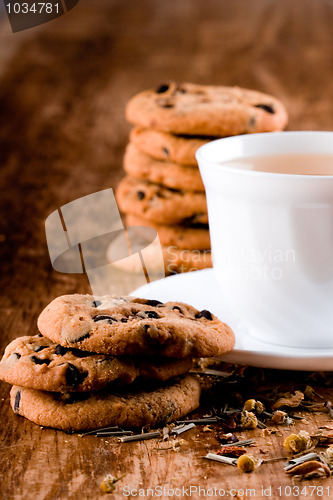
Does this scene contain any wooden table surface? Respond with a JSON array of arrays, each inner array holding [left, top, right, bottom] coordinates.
[[1, 1, 333, 498]]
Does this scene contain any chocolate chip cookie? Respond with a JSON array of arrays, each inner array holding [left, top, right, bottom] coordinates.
[[129, 127, 211, 166], [116, 176, 208, 225], [126, 214, 211, 250], [126, 82, 288, 136], [162, 246, 212, 274], [0, 335, 193, 392], [124, 144, 205, 192], [37, 294, 235, 357], [10, 374, 201, 431]]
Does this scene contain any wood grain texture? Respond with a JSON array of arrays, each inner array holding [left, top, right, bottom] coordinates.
[[1, 0, 333, 498]]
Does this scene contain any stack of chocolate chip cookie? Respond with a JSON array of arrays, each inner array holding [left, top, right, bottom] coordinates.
[[116, 81, 288, 274], [0, 294, 235, 432]]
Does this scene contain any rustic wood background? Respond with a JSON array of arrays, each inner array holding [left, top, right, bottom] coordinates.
[[1, 0, 333, 498]]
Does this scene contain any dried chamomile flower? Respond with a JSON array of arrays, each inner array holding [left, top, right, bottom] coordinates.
[[325, 445, 333, 466], [243, 399, 264, 414], [283, 434, 303, 454], [255, 401, 265, 414], [173, 438, 185, 451], [283, 430, 312, 454], [237, 454, 256, 473], [298, 430, 312, 449], [100, 474, 124, 494], [240, 410, 258, 429], [243, 399, 256, 411]]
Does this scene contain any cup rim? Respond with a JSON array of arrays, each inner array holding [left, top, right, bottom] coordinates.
[[195, 131, 333, 180]]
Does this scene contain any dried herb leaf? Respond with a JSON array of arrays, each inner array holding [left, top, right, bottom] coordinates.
[[272, 391, 304, 410], [217, 446, 246, 457], [286, 460, 330, 478], [311, 432, 333, 446], [216, 432, 239, 444]]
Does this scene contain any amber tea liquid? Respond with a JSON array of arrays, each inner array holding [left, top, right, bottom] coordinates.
[[222, 154, 333, 175]]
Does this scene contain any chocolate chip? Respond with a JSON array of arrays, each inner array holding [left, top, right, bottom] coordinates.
[[34, 345, 47, 353], [93, 315, 117, 324], [146, 311, 160, 319], [191, 223, 209, 230], [159, 102, 174, 108], [65, 363, 88, 388], [69, 348, 94, 358], [13, 353, 21, 359], [172, 306, 183, 314], [14, 389, 21, 413], [121, 318, 128, 323], [144, 300, 163, 307], [254, 103, 275, 114], [156, 83, 169, 93], [196, 309, 213, 320], [37, 333, 43, 337], [55, 344, 69, 355], [182, 215, 204, 225], [248, 116, 256, 130], [61, 392, 90, 405], [175, 85, 187, 94], [137, 191, 145, 200], [182, 215, 197, 226], [162, 147, 170, 158], [75, 332, 91, 342], [92, 300, 102, 307], [31, 356, 51, 365], [57, 346, 93, 357]]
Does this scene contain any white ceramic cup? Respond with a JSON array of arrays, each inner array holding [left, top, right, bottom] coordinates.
[[196, 132, 333, 348]]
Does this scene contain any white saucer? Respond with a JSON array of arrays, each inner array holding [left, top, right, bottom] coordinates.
[[133, 269, 333, 371]]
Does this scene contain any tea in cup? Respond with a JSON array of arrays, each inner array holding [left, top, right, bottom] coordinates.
[[196, 132, 333, 348]]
